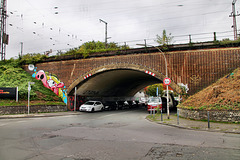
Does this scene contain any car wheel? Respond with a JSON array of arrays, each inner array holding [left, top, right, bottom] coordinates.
[[91, 108, 94, 112], [101, 107, 104, 111]]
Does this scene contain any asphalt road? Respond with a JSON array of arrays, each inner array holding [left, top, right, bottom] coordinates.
[[0, 108, 239, 160]]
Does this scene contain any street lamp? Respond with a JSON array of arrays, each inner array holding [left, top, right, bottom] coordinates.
[[136, 44, 170, 119], [99, 19, 108, 48]]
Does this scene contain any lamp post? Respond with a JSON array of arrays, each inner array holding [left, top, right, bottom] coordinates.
[[99, 19, 108, 48], [136, 44, 170, 119]]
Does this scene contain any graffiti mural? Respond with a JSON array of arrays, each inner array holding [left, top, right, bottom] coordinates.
[[178, 83, 189, 93], [68, 95, 86, 111], [29, 65, 67, 104]]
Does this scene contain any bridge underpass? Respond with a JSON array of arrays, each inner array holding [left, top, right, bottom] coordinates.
[[25, 47, 240, 110], [75, 69, 161, 97], [69, 68, 177, 111]]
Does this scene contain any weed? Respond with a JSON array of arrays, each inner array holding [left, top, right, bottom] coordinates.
[[191, 127, 200, 129], [189, 106, 194, 110], [199, 105, 208, 110]]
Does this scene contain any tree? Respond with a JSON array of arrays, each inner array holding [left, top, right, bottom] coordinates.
[[144, 84, 163, 97], [156, 30, 173, 47]]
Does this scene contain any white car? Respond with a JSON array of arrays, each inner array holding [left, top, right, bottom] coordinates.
[[79, 101, 104, 112]]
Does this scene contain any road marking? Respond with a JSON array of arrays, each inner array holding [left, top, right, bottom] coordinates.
[[99, 114, 117, 119], [61, 115, 76, 118], [0, 121, 25, 126], [16, 120, 27, 123], [0, 120, 28, 127], [98, 112, 131, 119], [0, 123, 7, 127]]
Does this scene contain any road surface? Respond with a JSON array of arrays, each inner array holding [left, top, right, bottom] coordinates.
[[0, 108, 239, 160]]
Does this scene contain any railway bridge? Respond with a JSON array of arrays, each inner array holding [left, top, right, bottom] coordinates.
[[24, 46, 240, 106]]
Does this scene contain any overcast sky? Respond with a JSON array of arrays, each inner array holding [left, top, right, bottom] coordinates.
[[5, 0, 239, 59]]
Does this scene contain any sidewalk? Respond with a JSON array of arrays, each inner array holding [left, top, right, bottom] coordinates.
[[147, 113, 240, 134]]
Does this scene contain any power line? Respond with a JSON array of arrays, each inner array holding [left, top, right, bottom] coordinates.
[[6, 0, 237, 58]]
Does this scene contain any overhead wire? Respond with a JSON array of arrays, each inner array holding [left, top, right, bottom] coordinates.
[[10, 0, 230, 31], [8, 0, 84, 49], [6, 0, 237, 55]]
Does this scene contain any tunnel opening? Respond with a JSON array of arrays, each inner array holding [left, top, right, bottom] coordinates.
[[75, 69, 162, 97], [68, 68, 179, 112]]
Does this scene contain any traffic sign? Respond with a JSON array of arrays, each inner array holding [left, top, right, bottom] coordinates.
[[163, 78, 171, 85]]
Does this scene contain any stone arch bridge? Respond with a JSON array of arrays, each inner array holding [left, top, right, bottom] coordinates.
[[24, 47, 240, 105]]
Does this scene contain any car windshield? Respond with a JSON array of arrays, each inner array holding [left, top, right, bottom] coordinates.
[[148, 98, 160, 103], [84, 102, 95, 105]]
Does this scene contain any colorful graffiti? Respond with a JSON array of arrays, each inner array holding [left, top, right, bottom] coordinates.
[[30, 66, 67, 104], [68, 96, 86, 111]]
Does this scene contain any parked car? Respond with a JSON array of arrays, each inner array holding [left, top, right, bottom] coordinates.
[[139, 97, 148, 106], [147, 97, 162, 113], [103, 101, 117, 110], [79, 101, 104, 112]]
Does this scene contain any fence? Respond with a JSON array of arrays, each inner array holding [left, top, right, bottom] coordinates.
[[116, 30, 235, 49]]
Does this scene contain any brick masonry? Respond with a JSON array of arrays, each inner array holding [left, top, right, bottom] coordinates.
[[179, 108, 240, 122], [24, 47, 240, 95]]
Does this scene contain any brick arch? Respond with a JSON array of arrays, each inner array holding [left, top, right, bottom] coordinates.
[[67, 63, 182, 95]]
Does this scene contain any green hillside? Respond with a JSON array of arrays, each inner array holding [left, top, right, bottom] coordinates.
[[0, 59, 64, 106]]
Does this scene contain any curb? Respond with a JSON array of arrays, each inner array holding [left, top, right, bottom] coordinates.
[[0, 112, 80, 119], [146, 117, 240, 134]]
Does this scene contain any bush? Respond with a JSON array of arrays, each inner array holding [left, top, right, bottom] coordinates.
[[18, 53, 47, 65]]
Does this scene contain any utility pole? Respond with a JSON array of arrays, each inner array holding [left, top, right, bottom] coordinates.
[[189, 35, 192, 44], [229, 0, 240, 40], [99, 19, 107, 48], [0, 0, 8, 61], [20, 42, 23, 57]]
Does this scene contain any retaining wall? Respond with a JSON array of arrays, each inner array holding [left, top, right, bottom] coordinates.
[[179, 108, 240, 122], [0, 105, 67, 115]]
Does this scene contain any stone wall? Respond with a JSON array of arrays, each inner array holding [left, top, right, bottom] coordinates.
[[179, 108, 240, 122], [0, 105, 67, 115]]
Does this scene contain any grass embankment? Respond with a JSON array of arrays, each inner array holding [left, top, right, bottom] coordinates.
[[178, 68, 240, 111], [0, 60, 65, 106]]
